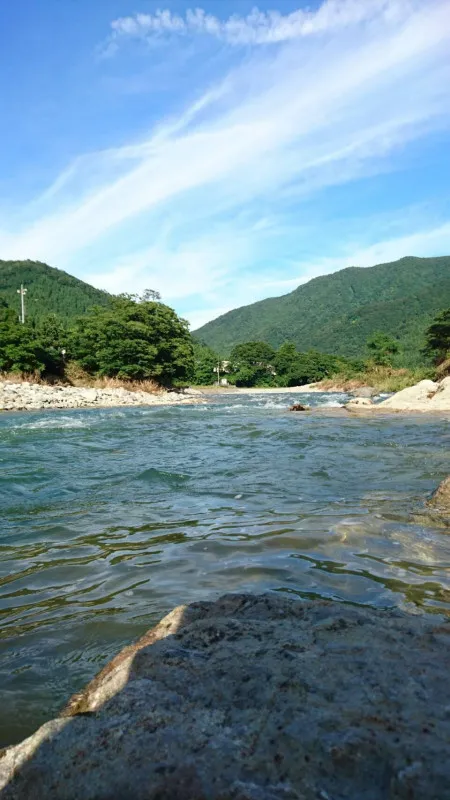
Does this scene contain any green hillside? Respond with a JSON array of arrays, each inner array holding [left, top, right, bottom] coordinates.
[[0, 260, 110, 322], [194, 256, 450, 365]]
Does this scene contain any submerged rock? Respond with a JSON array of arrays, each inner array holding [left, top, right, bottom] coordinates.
[[427, 475, 450, 524], [345, 396, 375, 411], [289, 403, 308, 411], [1, 593, 449, 799]]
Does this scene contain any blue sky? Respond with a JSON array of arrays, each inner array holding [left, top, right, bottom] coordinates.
[[1, 0, 450, 329]]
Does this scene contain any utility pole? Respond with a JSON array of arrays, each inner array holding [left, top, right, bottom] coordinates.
[[217, 360, 221, 386], [17, 284, 27, 324]]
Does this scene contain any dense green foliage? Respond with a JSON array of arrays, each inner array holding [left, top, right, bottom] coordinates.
[[1, 256, 448, 388], [71, 296, 193, 383], [195, 256, 450, 366], [192, 337, 353, 388], [366, 332, 400, 366], [424, 308, 450, 364], [0, 301, 67, 375], [272, 344, 347, 386], [0, 260, 110, 322], [0, 294, 193, 384], [192, 341, 220, 385], [229, 341, 277, 386]]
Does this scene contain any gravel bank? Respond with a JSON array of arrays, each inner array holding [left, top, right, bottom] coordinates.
[[346, 377, 450, 413], [0, 381, 204, 412]]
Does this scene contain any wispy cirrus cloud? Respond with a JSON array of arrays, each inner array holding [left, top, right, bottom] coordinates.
[[1, 0, 450, 327], [106, 0, 409, 52]]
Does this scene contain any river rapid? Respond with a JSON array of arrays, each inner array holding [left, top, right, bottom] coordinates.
[[1, 391, 449, 746]]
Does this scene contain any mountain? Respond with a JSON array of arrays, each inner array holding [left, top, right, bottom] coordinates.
[[194, 256, 450, 365], [0, 260, 110, 322]]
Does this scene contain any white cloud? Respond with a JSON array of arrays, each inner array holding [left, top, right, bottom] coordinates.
[[84, 219, 450, 330], [108, 1, 412, 48], [259, 221, 450, 294], [1, 0, 450, 329]]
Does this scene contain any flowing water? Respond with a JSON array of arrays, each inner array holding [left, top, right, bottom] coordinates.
[[0, 391, 449, 747]]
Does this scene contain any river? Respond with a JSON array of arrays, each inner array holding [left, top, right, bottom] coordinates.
[[0, 391, 449, 746]]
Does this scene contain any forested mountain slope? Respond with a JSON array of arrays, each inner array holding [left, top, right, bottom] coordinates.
[[194, 256, 450, 364], [0, 260, 110, 322]]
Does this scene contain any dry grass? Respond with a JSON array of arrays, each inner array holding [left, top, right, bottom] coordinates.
[[436, 358, 450, 378], [0, 371, 44, 384], [1, 363, 162, 394], [89, 376, 161, 394], [60, 362, 162, 393], [319, 366, 435, 393]]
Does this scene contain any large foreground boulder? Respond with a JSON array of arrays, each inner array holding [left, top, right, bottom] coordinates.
[[1, 593, 449, 799]]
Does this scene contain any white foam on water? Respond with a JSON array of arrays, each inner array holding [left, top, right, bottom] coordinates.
[[318, 400, 345, 408], [260, 400, 289, 409], [14, 416, 89, 431]]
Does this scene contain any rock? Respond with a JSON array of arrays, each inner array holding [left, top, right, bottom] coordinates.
[[428, 376, 450, 411], [289, 403, 308, 411], [378, 379, 439, 411], [345, 396, 375, 411], [1, 593, 449, 799], [341, 378, 450, 413], [350, 386, 377, 398], [0, 381, 204, 412], [427, 476, 450, 515]]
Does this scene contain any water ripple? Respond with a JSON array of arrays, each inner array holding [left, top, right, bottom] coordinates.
[[0, 393, 449, 745]]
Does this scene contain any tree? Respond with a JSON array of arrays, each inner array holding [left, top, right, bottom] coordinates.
[[230, 341, 276, 367], [273, 343, 341, 386], [192, 341, 220, 385], [424, 308, 450, 364], [140, 289, 161, 302], [70, 296, 193, 384], [229, 341, 277, 387], [366, 332, 399, 366], [0, 300, 46, 374], [35, 314, 69, 376], [273, 343, 300, 378]]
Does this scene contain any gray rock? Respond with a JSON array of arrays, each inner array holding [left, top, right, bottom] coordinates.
[[350, 386, 377, 398], [1, 593, 449, 799], [428, 475, 450, 510], [345, 396, 375, 411], [0, 381, 204, 412]]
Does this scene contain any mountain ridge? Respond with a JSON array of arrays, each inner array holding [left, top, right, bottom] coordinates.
[[0, 260, 110, 322], [194, 255, 450, 365]]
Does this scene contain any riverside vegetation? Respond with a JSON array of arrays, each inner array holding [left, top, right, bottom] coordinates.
[[0, 258, 449, 393]]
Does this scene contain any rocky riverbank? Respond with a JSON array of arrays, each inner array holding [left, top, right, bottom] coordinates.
[[1, 591, 449, 799], [346, 376, 450, 413], [0, 381, 204, 412]]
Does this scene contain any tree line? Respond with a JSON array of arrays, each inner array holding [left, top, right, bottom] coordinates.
[[193, 311, 450, 387], [0, 294, 193, 384], [1, 290, 449, 388]]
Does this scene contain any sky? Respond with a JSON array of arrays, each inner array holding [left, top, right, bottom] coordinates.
[[0, 0, 450, 330]]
